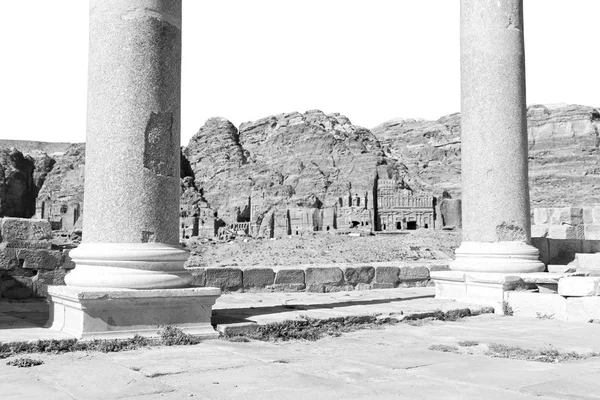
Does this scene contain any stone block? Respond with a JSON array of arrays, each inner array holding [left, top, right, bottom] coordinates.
[[547, 265, 576, 273], [565, 297, 600, 322], [506, 291, 566, 319], [1, 218, 52, 242], [274, 268, 305, 285], [205, 267, 242, 291], [530, 225, 549, 238], [184, 255, 204, 269], [0, 276, 34, 299], [551, 207, 583, 226], [374, 266, 399, 285], [16, 249, 63, 270], [398, 266, 429, 282], [187, 268, 207, 287], [559, 277, 600, 297], [0, 245, 19, 270], [548, 225, 584, 240], [548, 239, 583, 265], [582, 240, 600, 253], [32, 269, 69, 297], [342, 265, 375, 284], [427, 263, 450, 272], [576, 253, 600, 272], [305, 267, 343, 286], [47, 286, 221, 340], [431, 271, 466, 301], [584, 225, 600, 240], [62, 250, 76, 270], [583, 208, 594, 225], [242, 268, 275, 288], [593, 206, 600, 224], [531, 237, 550, 266], [533, 208, 551, 225], [371, 283, 394, 289]]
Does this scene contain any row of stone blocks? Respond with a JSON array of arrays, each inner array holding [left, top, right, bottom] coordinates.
[[531, 236, 600, 266], [532, 206, 600, 240], [184, 261, 449, 292]]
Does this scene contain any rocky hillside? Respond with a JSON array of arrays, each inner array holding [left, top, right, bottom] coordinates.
[[184, 111, 410, 233], [372, 104, 600, 207], [1, 104, 597, 226]]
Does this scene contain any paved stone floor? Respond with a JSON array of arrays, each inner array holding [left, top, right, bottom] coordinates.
[[2, 288, 600, 399]]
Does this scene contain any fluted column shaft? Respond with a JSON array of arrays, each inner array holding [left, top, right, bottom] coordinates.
[[451, 0, 544, 273]]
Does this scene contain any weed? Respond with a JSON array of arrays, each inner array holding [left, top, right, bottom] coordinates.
[[6, 357, 44, 368], [160, 326, 202, 346], [501, 301, 514, 316], [458, 340, 479, 347], [225, 336, 251, 343], [486, 343, 600, 363], [429, 344, 459, 353], [536, 312, 555, 320], [0, 326, 200, 359]]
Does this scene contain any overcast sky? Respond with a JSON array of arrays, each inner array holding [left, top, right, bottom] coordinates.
[[1, 1, 598, 145]]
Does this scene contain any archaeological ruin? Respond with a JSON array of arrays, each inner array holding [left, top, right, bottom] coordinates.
[[2, 0, 600, 344]]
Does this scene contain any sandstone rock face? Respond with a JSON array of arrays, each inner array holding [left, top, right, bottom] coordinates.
[[35, 144, 85, 229], [372, 104, 600, 206], [372, 113, 462, 198], [184, 111, 409, 235], [0, 148, 36, 218]]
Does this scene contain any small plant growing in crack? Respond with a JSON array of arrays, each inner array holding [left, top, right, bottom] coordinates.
[[501, 301, 514, 316], [428, 344, 459, 353], [536, 312, 554, 320], [458, 340, 479, 347], [6, 357, 44, 368]]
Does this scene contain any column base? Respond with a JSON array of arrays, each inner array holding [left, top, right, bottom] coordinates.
[[450, 241, 545, 273], [66, 243, 193, 289], [431, 271, 522, 313], [46, 285, 221, 340]]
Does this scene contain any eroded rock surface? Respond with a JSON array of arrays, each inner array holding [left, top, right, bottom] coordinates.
[[372, 104, 600, 206], [184, 111, 409, 235]]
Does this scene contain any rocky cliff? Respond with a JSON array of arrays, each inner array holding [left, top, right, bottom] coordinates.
[[372, 104, 600, 207], [184, 111, 410, 233], [2, 103, 597, 230]]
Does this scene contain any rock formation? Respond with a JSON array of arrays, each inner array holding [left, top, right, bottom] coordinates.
[[372, 104, 600, 207], [183, 111, 411, 236], [0, 148, 37, 218]]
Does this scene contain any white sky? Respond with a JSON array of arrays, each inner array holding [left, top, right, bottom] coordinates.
[[1, 1, 598, 145]]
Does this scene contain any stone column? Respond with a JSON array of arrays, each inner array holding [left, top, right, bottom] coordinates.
[[65, 0, 191, 289], [450, 0, 544, 273], [47, 0, 219, 339]]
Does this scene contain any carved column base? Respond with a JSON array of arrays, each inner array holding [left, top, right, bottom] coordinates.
[[450, 241, 545, 273], [65, 243, 192, 289]]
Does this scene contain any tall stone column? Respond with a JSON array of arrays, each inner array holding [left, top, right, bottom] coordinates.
[[65, 0, 190, 289], [47, 0, 219, 339], [450, 0, 544, 273]]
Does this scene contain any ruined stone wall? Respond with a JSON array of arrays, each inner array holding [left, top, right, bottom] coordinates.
[[0, 218, 74, 299]]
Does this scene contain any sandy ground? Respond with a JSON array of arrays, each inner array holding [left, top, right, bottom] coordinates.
[[186, 229, 461, 267]]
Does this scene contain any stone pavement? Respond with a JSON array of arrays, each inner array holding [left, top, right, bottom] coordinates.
[[3, 288, 600, 399], [3, 313, 600, 399]]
